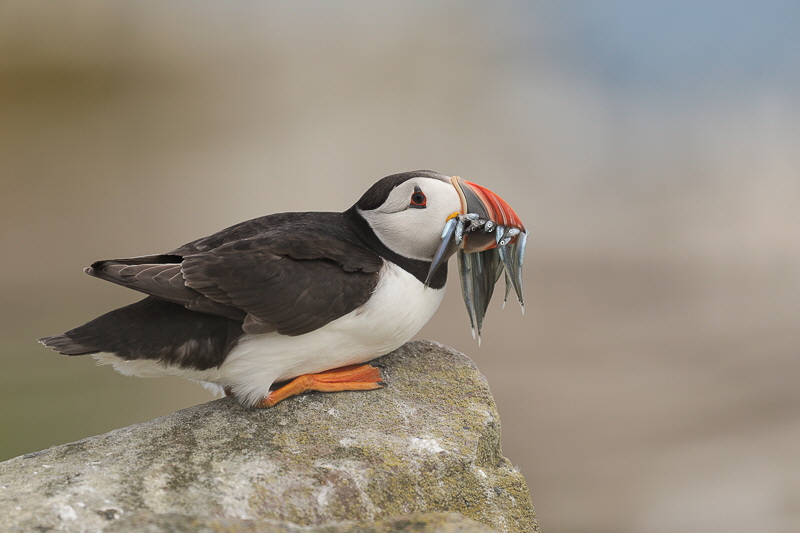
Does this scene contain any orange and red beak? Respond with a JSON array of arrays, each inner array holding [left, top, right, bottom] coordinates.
[[451, 176, 526, 252], [426, 176, 527, 277], [426, 176, 528, 343]]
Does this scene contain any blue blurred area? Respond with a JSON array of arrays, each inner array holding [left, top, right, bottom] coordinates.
[[549, 1, 800, 94]]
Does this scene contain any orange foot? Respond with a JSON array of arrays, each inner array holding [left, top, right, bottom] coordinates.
[[254, 364, 384, 408]]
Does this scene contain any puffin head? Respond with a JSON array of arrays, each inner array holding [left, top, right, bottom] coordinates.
[[355, 171, 463, 262], [354, 170, 528, 341]]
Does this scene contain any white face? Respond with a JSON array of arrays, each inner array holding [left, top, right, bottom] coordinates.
[[357, 176, 462, 261]]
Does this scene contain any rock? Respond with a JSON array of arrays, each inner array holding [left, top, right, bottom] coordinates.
[[104, 511, 500, 532], [0, 340, 538, 533]]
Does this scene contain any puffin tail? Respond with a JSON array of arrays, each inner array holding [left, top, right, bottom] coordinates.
[[37, 296, 243, 371], [38, 333, 99, 355]]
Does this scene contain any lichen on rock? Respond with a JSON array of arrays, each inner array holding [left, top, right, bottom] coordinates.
[[0, 340, 538, 532]]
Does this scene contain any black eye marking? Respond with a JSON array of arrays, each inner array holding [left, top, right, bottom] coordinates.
[[409, 185, 427, 208]]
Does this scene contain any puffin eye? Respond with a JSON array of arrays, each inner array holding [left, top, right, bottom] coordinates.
[[409, 186, 427, 208]]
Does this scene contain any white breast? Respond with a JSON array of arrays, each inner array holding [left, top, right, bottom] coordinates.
[[203, 261, 444, 406]]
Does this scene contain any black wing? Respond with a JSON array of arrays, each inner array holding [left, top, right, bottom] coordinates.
[[87, 212, 383, 336]]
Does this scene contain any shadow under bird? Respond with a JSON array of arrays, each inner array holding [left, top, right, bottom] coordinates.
[[39, 171, 527, 408]]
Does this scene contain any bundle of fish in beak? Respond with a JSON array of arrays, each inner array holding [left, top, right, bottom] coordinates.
[[426, 176, 527, 344], [40, 171, 528, 408]]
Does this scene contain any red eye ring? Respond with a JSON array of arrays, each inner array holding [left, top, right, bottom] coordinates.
[[410, 186, 427, 208]]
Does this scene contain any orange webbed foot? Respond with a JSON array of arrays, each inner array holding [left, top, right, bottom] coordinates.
[[254, 363, 384, 408]]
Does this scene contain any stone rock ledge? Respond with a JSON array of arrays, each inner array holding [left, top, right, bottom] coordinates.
[[0, 340, 538, 533], [106, 511, 499, 532]]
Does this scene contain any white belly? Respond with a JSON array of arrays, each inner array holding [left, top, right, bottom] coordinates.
[[100, 261, 445, 406], [220, 261, 445, 405]]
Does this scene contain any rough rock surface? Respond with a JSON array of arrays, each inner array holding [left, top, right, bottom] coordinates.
[[103, 511, 500, 532], [0, 340, 538, 532]]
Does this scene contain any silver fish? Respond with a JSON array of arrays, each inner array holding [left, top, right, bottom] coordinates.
[[425, 177, 528, 344]]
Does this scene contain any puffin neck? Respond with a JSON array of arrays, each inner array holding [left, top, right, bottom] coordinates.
[[343, 207, 447, 289]]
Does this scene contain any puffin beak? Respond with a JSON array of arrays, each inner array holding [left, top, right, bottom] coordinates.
[[425, 176, 529, 344], [452, 176, 526, 252]]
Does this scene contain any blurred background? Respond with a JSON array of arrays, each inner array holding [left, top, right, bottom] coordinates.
[[2, 2, 799, 532]]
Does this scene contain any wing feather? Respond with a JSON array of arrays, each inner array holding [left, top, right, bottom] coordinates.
[[86, 212, 382, 336]]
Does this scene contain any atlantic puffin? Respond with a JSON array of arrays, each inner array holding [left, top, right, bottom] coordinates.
[[39, 171, 527, 408]]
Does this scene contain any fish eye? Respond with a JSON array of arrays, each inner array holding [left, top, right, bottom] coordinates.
[[409, 186, 427, 208]]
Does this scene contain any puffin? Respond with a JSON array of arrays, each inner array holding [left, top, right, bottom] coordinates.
[[39, 170, 527, 408]]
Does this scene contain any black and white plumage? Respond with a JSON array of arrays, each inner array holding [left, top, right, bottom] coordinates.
[[39, 171, 526, 407]]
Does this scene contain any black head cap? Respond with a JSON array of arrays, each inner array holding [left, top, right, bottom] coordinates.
[[355, 170, 449, 211]]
